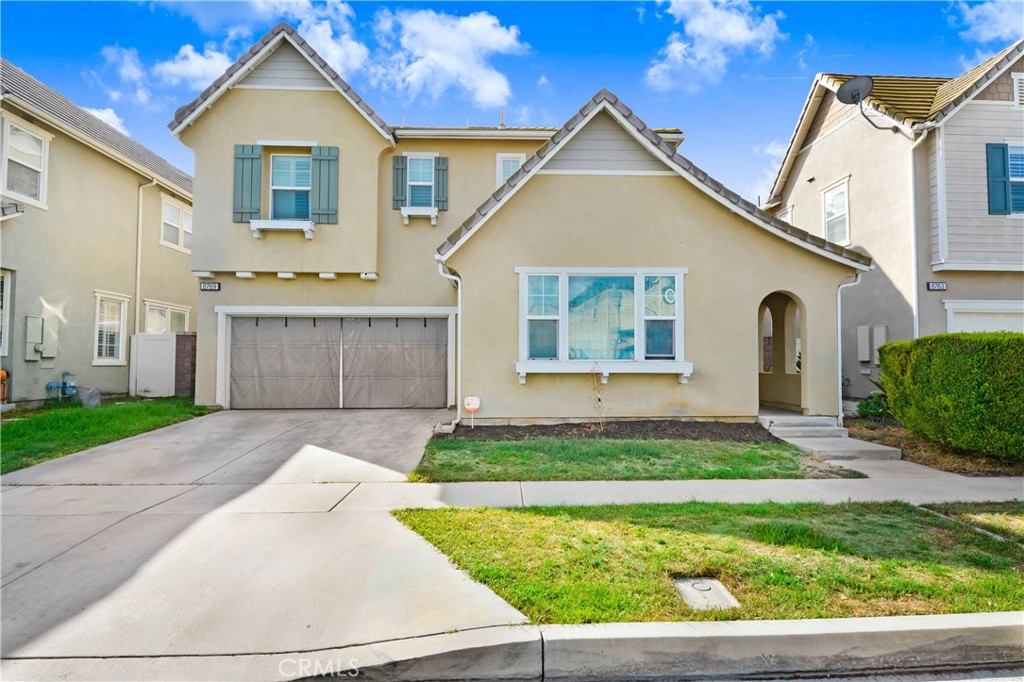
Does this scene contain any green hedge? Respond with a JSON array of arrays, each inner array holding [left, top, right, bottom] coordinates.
[[878, 332, 1024, 460]]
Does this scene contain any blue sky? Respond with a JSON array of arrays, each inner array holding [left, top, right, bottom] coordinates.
[[2, 1, 1021, 202]]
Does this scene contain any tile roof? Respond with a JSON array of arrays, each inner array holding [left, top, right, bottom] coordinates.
[[929, 39, 1024, 122], [168, 22, 393, 140], [1, 58, 192, 195], [437, 89, 872, 270]]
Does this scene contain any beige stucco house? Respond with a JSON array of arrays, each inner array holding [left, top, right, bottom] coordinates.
[[766, 41, 1024, 400], [1, 59, 196, 405], [173, 22, 870, 421]]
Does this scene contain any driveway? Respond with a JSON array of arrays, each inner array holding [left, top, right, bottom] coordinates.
[[1, 410, 527, 680]]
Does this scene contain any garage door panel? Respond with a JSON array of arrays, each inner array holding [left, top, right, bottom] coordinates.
[[342, 318, 447, 409]]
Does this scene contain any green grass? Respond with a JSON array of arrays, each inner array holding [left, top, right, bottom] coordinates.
[[394, 502, 1024, 623], [411, 436, 855, 482], [924, 502, 1024, 543], [1, 398, 216, 474]]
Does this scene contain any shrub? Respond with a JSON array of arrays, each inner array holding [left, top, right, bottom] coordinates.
[[878, 332, 1024, 460], [857, 393, 890, 420]]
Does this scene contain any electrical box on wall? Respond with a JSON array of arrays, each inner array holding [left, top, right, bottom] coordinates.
[[25, 316, 43, 361]]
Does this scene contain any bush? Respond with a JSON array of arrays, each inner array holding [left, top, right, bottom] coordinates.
[[878, 332, 1024, 460], [857, 392, 890, 420]]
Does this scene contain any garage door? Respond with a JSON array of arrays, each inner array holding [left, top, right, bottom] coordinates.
[[230, 317, 341, 409], [342, 317, 447, 408], [948, 310, 1024, 333]]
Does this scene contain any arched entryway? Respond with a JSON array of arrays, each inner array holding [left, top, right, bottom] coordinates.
[[758, 291, 805, 413]]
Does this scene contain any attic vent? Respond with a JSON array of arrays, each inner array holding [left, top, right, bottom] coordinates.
[[1013, 73, 1024, 108]]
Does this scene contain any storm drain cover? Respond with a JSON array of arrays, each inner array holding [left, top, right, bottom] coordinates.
[[674, 578, 740, 611]]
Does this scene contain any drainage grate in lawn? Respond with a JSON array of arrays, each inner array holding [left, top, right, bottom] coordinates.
[[673, 577, 741, 611]]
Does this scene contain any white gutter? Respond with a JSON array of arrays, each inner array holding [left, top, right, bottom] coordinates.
[[836, 272, 865, 425], [908, 125, 935, 339], [135, 178, 158, 333], [435, 256, 463, 430]]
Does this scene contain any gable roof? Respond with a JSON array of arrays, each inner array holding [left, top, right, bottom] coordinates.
[[766, 39, 1024, 207], [1, 58, 192, 196], [437, 89, 872, 271], [167, 22, 393, 142]]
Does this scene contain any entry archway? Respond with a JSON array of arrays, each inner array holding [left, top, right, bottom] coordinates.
[[758, 291, 805, 412]]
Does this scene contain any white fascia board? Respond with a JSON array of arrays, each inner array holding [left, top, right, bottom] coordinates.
[[931, 261, 1024, 272], [443, 100, 871, 272], [396, 128, 556, 140], [767, 77, 826, 206], [213, 305, 457, 316]]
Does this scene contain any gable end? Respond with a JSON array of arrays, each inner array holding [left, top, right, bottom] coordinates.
[[235, 42, 333, 91], [541, 111, 668, 174]]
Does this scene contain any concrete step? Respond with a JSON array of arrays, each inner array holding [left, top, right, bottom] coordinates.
[[770, 426, 849, 439], [781, 437, 901, 460], [757, 415, 838, 429]]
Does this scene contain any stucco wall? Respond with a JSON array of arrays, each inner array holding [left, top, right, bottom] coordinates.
[[447, 173, 855, 420], [1, 105, 194, 403]]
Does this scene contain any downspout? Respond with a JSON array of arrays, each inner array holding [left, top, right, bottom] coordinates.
[[435, 255, 462, 430], [908, 125, 934, 339], [836, 271, 865, 426], [135, 178, 158, 333]]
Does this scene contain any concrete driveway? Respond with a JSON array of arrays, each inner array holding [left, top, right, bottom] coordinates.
[[1, 410, 527, 680]]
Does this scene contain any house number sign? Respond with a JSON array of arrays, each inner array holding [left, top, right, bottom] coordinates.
[[926, 282, 947, 291], [200, 282, 222, 292]]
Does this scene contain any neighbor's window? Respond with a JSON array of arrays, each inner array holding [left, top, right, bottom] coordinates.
[[1010, 145, 1024, 215], [407, 156, 434, 208], [94, 292, 128, 364], [161, 198, 193, 251], [496, 153, 525, 187], [270, 154, 311, 220], [2, 117, 49, 206], [776, 205, 794, 224], [0, 270, 10, 357], [822, 178, 850, 244], [521, 270, 683, 363], [145, 302, 189, 334]]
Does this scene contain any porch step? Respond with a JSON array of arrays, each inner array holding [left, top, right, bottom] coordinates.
[[757, 415, 838, 430], [769, 426, 849, 439], [782, 437, 902, 460]]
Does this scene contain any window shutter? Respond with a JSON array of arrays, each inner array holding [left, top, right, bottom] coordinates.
[[986, 143, 1011, 216], [233, 144, 262, 222], [392, 156, 407, 209], [434, 156, 449, 211], [310, 146, 339, 224]]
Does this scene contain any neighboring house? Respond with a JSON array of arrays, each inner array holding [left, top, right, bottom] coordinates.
[[766, 41, 1024, 400], [172, 22, 870, 420], [1, 59, 196, 405]]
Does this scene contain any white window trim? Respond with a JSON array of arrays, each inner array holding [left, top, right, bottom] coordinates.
[[159, 193, 192, 253], [401, 152, 437, 224], [269, 153, 312, 221], [0, 269, 11, 357], [1, 113, 52, 210], [514, 266, 692, 384], [496, 152, 526, 188], [143, 299, 191, 334], [820, 176, 851, 247], [1008, 143, 1024, 217], [776, 205, 794, 224], [1011, 73, 1024, 109], [943, 299, 1024, 332], [93, 290, 131, 366]]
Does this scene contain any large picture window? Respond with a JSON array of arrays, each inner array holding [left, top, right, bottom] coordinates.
[[517, 268, 690, 382], [270, 154, 312, 220]]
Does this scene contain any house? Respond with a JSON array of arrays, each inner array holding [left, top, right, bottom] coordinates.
[[765, 41, 1024, 400], [172, 22, 871, 421], [1, 59, 196, 406]]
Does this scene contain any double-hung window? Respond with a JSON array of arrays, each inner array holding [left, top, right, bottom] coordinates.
[[94, 291, 129, 365], [517, 268, 691, 382], [496, 153, 525, 187], [161, 197, 193, 252], [821, 178, 850, 245], [1010, 145, 1024, 215], [144, 301, 189, 334], [2, 115, 50, 208], [270, 154, 312, 220], [407, 156, 434, 208], [0, 270, 10, 357]]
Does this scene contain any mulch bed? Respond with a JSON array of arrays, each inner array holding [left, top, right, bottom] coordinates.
[[449, 420, 776, 442]]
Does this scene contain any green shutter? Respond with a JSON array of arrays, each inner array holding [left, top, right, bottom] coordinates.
[[232, 144, 262, 222], [310, 146, 339, 224], [986, 143, 1011, 216], [434, 156, 448, 211], [392, 156, 407, 209]]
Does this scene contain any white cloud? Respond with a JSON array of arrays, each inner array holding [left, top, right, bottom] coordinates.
[[645, 0, 785, 92], [957, 47, 997, 71], [370, 9, 528, 108], [153, 44, 233, 89], [84, 107, 130, 136], [100, 45, 151, 106], [747, 139, 786, 205], [954, 1, 1024, 43]]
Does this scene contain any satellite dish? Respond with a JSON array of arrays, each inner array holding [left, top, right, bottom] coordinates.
[[836, 76, 874, 105]]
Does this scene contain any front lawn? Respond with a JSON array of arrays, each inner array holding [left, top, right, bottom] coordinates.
[[411, 436, 860, 482], [1, 398, 216, 474], [924, 502, 1024, 543], [395, 502, 1023, 623]]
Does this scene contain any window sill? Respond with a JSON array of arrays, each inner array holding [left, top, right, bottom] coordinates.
[[514, 360, 694, 385], [401, 206, 438, 226], [2, 191, 47, 211], [250, 220, 315, 240], [93, 359, 127, 367], [159, 240, 192, 255]]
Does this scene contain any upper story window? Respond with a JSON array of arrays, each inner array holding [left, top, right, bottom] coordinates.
[[987, 143, 1024, 216], [407, 156, 435, 208], [161, 196, 193, 252], [1, 115, 50, 209], [270, 154, 312, 220], [1010, 145, 1024, 214], [496, 153, 526, 187], [821, 178, 850, 245]]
